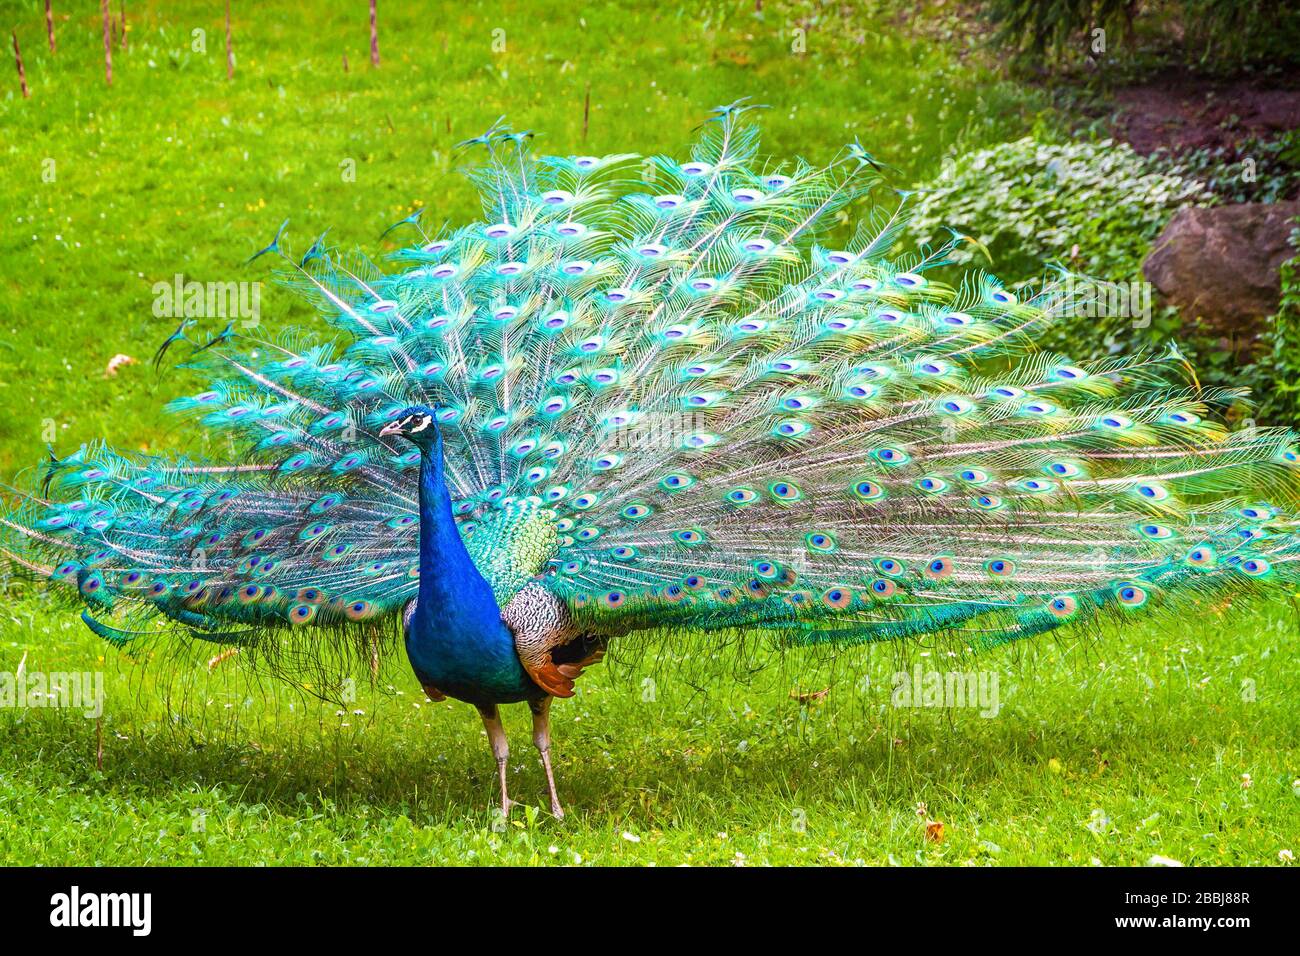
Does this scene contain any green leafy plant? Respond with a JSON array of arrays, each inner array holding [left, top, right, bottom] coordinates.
[[909, 137, 1300, 424], [1157, 132, 1300, 206], [906, 136, 1212, 282], [904, 136, 1214, 403], [1240, 220, 1300, 423]]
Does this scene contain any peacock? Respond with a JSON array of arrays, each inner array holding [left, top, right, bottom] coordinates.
[[4, 105, 1300, 819]]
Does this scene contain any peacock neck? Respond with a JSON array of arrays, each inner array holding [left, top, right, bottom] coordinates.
[[404, 437, 535, 704], [415, 440, 500, 621]]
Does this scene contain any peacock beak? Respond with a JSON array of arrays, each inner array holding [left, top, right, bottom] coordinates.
[[379, 420, 405, 437]]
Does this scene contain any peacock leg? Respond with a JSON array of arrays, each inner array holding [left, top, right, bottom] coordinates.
[[477, 704, 513, 817], [529, 696, 564, 818]]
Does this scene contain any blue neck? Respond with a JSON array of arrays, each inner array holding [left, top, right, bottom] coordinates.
[[415, 441, 499, 619], [405, 437, 534, 704]]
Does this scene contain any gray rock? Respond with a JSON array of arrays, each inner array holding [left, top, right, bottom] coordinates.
[[1143, 200, 1299, 337]]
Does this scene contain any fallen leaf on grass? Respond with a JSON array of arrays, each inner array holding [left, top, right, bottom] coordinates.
[[104, 353, 137, 377], [790, 687, 829, 705]]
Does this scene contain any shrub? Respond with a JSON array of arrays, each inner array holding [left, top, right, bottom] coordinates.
[[906, 136, 1212, 282], [903, 137, 1207, 402], [984, 0, 1136, 62], [984, 0, 1300, 70], [1240, 220, 1300, 423], [1156, 132, 1300, 206]]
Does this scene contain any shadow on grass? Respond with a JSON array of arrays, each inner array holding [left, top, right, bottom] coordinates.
[[0, 682, 1244, 825]]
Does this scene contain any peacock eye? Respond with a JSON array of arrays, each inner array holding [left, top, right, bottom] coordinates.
[[853, 479, 885, 500], [1238, 558, 1271, 577], [1046, 461, 1082, 479], [989, 385, 1025, 400], [1017, 478, 1054, 493], [1138, 523, 1176, 541], [939, 398, 973, 415], [772, 420, 811, 438], [1134, 483, 1170, 502]]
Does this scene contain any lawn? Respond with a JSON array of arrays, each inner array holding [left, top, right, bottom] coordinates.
[[1, 597, 1296, 865], [0, 0, 1295, 866]]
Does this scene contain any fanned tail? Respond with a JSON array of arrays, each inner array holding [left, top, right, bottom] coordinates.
[[3, 111, 1299, 670]]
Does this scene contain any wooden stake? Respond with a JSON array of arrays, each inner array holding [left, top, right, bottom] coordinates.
[[44, 0, 55, 54], [369, 0, 380, 67], [225, 0, 234, 79], [119, 0, 126, 50], [12, 31, 29, 99], [101, 0, 112, 86], [342, 51, 349, 72]]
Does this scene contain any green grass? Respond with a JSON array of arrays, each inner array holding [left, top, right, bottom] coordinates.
[[1, 600, 1296, 865], [0, 0, 1044, 472], [0, 1, 1295, 866]]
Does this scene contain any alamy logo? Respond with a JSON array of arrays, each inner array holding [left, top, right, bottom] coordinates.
[[891, 665, 1001, 717], [1057, 274, 1152, 328], [608, 411, 709, 451], [0, 669, 102, 718], [50, 886, 152, 936], [152, 273, 261, 326]]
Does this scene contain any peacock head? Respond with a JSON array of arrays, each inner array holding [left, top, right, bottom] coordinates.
[[378, 405, 443, 449]]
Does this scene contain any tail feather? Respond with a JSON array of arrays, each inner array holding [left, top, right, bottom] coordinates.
[[2, 112, 1299, 666]]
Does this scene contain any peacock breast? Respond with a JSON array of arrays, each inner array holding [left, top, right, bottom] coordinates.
[[402, 599, 541, 706]]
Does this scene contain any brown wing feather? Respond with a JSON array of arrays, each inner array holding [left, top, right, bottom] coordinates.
[[502, 583, 604, 698]]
